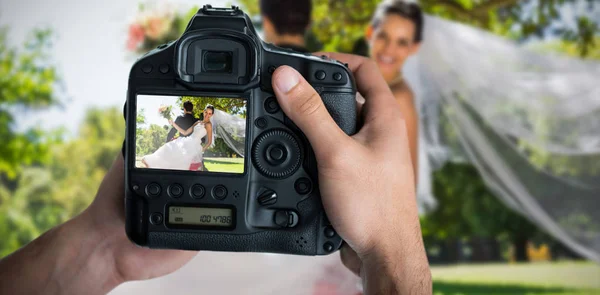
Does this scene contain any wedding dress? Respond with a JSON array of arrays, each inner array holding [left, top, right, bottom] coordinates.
[[143, 123, 207, 170]]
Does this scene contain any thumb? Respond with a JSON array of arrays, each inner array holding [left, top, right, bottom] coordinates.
[[271, 66, 348, 156]]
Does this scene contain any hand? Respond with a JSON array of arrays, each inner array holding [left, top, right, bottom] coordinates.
[[271, 53, 431, 294], [81, 155, 197, 284], [168, 119, 174, 126], [0, 154, 197, 294]]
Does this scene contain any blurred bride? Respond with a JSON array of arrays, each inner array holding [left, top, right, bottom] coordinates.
[[142, 105, 214, 170], [366, 0, 422, 178]]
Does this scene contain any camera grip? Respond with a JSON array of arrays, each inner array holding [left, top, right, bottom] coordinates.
[[320, 92, 357, 136]]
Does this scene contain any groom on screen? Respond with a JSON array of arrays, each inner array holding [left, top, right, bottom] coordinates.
[[165, 101, 199, 142]]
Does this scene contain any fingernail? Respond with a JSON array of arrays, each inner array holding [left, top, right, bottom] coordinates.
[[275, 66, 300, 93]]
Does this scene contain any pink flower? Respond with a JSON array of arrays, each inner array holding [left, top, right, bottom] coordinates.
[[146, 17, 168, 40], [127, 23, 144, 50]]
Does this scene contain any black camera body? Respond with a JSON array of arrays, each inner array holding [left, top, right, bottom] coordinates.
[[124, 5, 357, 255]]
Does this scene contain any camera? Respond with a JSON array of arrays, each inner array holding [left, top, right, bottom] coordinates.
[[124, 5, 357, 255]]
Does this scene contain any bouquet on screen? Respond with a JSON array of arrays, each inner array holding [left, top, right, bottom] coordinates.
[[158, 105, 173, 121]]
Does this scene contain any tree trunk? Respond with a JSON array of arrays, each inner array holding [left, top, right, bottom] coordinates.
[[513, 235, 529, 262]]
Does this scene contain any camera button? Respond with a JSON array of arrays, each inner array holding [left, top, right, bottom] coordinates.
[[315, 70, 326, 80], [257, 189, 277, 206], [159, 64, 170, 74], [264, 97, 280, 114], [141, 64, 153, 74], [212, 185, 228, 200], [268, 66, 276, 74], [333, 72, 342, 81], [150, 213, 163, 225], [167, 184, 184, 198], [274, 210, 298, 228], [255, 117, 268, 129], [252, 130, 301, 179], [323, 242, 335, 253], [190, 184, 206, 199], [294, 178, 312, 195], [266, 144, 287, 165], [324, 226, 336, 238], [145, 183, 161, 198]]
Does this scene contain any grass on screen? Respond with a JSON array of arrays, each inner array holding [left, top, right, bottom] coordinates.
[[204, 157, 244, 174]]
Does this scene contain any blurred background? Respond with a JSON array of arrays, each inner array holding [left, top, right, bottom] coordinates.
[[1, 0, 599, 294]]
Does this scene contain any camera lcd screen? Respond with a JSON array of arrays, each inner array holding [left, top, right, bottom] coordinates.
[[168, 206, 233, 227], [135, 94, 246, 174]]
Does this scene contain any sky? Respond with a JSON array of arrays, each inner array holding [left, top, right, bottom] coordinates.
[[0, 0, 230, 134], [136, 95, 184, 129], [1, 0, 597, 135]]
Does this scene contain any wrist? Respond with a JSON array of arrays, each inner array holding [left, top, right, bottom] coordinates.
[[49, 212, 124, 294], [359, 217, 431, 294]]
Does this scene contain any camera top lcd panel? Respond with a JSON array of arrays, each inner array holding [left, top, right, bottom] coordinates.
[[124, 5, 357, 255]]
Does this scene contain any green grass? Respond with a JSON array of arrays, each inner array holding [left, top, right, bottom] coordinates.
[[431, 262, 600, 295], [204, 157, 244, 173]]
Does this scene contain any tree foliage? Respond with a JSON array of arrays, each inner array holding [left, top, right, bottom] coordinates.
[[0, 107, 124, 256], [0, 28, 59, 178], [239, 0, 599, 55]]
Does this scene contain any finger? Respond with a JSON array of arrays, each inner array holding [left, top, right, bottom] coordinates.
[[271, 66, 350, 155]]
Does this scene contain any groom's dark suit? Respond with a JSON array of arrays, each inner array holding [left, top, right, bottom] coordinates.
[[166, 113, 199, 142]]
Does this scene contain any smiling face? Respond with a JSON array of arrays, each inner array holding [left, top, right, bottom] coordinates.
[[203, 108, 214, 120], [369, 14, 421, 82]]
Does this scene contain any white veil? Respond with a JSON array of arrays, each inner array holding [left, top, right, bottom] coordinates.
[[406, 15, 600, 262], [209, 109, 246, 157]]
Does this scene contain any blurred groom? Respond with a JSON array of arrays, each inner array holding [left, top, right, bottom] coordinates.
[[260, 0, 311, 53], [166, 101, 198, 142]]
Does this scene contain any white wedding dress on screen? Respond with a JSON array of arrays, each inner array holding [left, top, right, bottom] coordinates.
[[143, 122, 207, 170]]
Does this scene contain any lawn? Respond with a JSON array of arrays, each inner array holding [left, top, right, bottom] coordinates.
[[431, 262, 600, 295], [204, 157, 244, 174]]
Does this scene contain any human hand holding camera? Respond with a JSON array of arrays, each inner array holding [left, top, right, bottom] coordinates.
[[272, 53, 431, 294], [0, 52, 430, 295]]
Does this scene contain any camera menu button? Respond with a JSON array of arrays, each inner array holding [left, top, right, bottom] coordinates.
[[212, 185, 228, 200], [294, 178, 312, 195], [167, 184, 184, 198], [141, 64, 153, 74], [150, 213, 163, 225], [159, 64, 170, 74], [255, 117, 268, 129], [324, 226, 336, 238], [145, 183, 161, 198], [323, 242, 334, 253], [315, 70, 326, 80], [190, 184, 206, 199], [264, 97, 280, 114]]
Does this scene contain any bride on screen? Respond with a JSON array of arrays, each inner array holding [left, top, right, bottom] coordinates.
[[142, 105, 214, 170]]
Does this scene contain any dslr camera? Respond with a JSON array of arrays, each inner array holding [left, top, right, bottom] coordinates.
[[124, 5, 357, 255]]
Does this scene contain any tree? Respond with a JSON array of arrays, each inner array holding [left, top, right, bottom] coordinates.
[[180, 96, 246, 117], [0, 28, 59, 179], [238, 0, 598, 55], [136, 124, 168, 156], [0, 106, 125, 257]]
